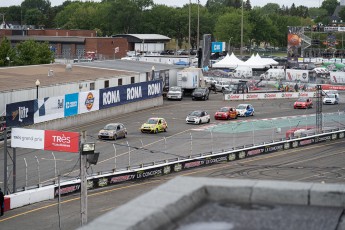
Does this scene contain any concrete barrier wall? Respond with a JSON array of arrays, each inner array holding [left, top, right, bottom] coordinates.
[[9, 186, 55, 209], [28, 97, 163, 130]]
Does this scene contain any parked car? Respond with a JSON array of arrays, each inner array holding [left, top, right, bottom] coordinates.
[[167, 86, 183, 101], [214, 107, 238, 120], [222, 84, 236, 95], [140, 118, 168, 133], [323, 93, 339, 105], [215, 81, 230, 92], [236, 104, 255, 117], [98, 123, 127, 140], [186, 110, 210, 124], [192, 87, 210, 100], [294, 97, 313, 109]]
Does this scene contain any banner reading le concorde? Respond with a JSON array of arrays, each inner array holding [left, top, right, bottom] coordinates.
[[11, 128, 79, 153], [99, 80, 162, 110]]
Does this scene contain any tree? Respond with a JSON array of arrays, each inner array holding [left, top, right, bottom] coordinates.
[[249, 10, 277, 47], [244, 0, 252, 10], [13, 40, 54, 66], [321, 0, 339, 15], [214, 10, 251, 48], [339, 6, 345, 22], [24, 8, 46, 27], [0, 37, 16, 66], [259, 3, 280, 15]]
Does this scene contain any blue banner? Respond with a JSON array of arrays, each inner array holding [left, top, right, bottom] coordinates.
[[99, 80, 162, 110], [64, 93, 79, 117], [211, 42, 225, 53], [6, 100, 35, 127]]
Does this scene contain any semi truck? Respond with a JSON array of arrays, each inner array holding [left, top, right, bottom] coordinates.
[[177, 67, 204, 95]]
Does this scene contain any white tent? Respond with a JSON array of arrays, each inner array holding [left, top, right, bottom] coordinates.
[[212, 52, 244, 68], [258, 54, 279, 66], [240, 53, 270, 69]]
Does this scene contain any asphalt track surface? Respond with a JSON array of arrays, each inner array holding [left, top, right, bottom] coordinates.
[[1, 92, 345, 190], [0, 93, 345, 229]]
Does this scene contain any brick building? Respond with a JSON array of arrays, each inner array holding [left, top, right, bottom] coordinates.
[[0, 29, 170, 60], [0, 29, 128, 59]]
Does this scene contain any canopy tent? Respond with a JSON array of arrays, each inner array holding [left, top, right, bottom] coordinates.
[[260, 56, 279, 66], [239, 54, 270, 69], [322, 62, 345, 71], [212, 52, 244, 68]]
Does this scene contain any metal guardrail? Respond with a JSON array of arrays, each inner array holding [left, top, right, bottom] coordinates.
[[10, 127, 345, 196]]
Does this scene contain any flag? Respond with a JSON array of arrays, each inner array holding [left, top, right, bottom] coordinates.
[[115, 47, 119, 53]]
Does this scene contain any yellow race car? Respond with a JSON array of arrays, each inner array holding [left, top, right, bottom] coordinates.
[[140, 117, 168, 134]]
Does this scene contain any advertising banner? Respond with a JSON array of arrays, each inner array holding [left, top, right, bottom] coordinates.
[[64, 93, 79, 117], [11, 128, 79, 152], [6, 100, 35, 127], [11, 128, 45, 149], [34, 96, 65, 123], [79, 90, 100, 114], [286, 69, 309, 82], [211, 42, 225, 53], [329, 72, 345, 84], [287, 27, 303, 58], [44, 130, 80, 153], [99, 80, 162, 110]]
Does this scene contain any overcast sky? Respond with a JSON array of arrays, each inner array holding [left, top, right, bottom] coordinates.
[[0, 0, 322, 8]]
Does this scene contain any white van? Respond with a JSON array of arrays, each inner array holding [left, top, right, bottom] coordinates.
[[232, 66, 252, 79], [261, 69, 285, 80]]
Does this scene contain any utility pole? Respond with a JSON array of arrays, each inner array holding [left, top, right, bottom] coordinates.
[[3, 128, 8, 194], [80, 131, 87, 226], [197, 0, 200, 48], [188, 0, 191, 66], [240, 0, 244, 57]]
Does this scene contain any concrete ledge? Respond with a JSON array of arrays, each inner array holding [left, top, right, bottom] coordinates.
[[310, 183, 345, 207], [80, 177, 345, 230], [251, 180, 312, 205]]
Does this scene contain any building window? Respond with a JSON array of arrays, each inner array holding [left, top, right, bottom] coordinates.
[[131, 77, 135, 84], [105, 80, 109, 88], [118, 79, 123, 86], [90, 82, 95, 90]]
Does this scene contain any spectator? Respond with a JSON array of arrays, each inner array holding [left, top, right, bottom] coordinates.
[[294, 83, 299, 92], [0, 187, 4, 216]]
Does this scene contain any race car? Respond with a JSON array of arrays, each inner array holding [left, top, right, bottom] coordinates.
[[186, 110, 210, 124], [294, 97, 313, 109], [236, 104, 254, 117], [214, 107, 238, 120], [140, 117, 168, 133]]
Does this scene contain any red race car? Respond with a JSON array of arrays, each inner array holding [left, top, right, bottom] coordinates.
[[294, 97, 313, 109], [214, 107, 238, 120]]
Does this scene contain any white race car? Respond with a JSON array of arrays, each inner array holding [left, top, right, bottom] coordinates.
[[186, 110, 211, 124], [236, 104, 255, 117]]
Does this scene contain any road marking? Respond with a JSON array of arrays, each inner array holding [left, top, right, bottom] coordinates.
[[1, 140, 344, 223], [41, 158, 73, 162]]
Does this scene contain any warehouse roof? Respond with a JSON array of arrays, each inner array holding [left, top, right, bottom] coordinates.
[[111, 34, 170, 43], [7, 35, 86, 43]]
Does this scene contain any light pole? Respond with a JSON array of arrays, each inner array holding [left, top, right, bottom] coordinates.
[[240, 0, 244, 57], [188, 0, 191, 66], [35, 79, 40, 99], [197, 0, 200, 48], [229, 37, 233, 54]]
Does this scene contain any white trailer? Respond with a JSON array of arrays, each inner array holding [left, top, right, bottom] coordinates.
[[177, 67, 204, 94]]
